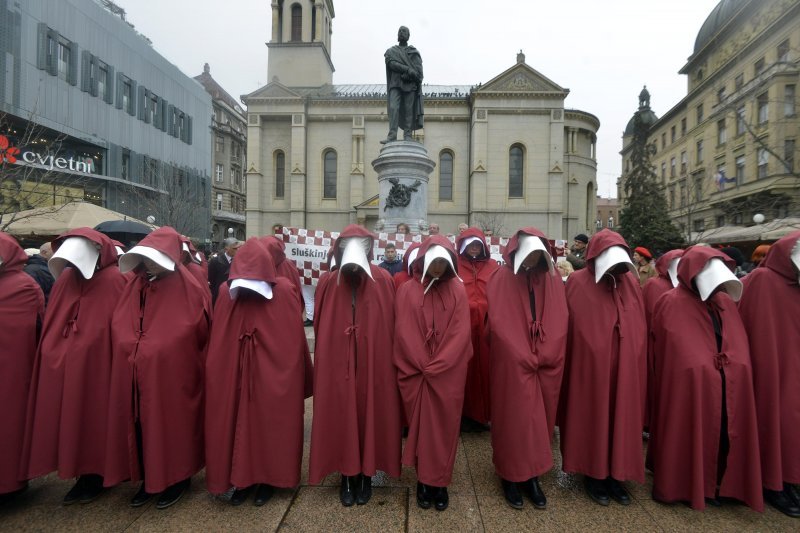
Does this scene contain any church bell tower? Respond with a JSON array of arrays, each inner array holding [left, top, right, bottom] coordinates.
[[267, 0, 335, 87]]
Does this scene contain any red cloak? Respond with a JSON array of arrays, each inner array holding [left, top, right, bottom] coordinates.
[[487, 228, 568, 481], [649, 246, 762, 511], [104, 227, 211, 493], [308, 225, 402, 484], [739, 230, 800, 490], [180, 236, 211, 304], [456, 228, 499, 424], [22, 228, 127, 482], [205, 238, 309, 493], [559, 229, 646, 482], [0, 234, 44, 493], [393, 241, 421, 290], [394, 236, 472, 486], [260, 235, 304, 307]]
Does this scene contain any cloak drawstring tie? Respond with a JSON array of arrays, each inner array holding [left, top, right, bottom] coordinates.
[[344, 324, 359, 379], [713, 352, 730, 371], [239, 329, 258, 398]]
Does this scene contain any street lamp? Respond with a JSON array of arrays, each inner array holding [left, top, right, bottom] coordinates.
[[753, 213, 765, 224], [146, 215, 155, 224]]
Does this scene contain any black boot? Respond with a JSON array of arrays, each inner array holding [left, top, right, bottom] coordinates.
[[584, 476, 610, 506], [765, 487, 800, 518], [356, 474, 372, 505], [0, 484, 29, 507], [253, 484, 274, 507], [230, 484, 254, 506], [433, 486, 449, 511], [78, 474, 105, 504], [64, 477, 86, 505], [339, 475, 356, 507], [155, 478, 190, 510], [606, 477, 631, 505], [130, 483, 154, 508], [501, 479, 523, 509], [524, 477, 547, 509], [416, 482, 432, 509]]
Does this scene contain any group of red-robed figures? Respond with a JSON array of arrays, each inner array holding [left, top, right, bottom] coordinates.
[[2, 224, 800, 518]]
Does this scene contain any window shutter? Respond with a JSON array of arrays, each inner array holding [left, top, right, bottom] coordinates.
[[131, 152, 144, 183], [159, 98, 168, 132], [166, 104, 174, 135], [68, 43, 78, 86], [36, 23, 48, 70], [108, 143, 121, 177], [47, 31, 58, 76], [137, 84, 145, 120], [80, 50, 91, 92], [105, 65, 115, 104], [115, 72, 123, 109], [187, 116, 192, 145], [143, 90, 151, 124], [90, 57, 99, 97], [128, 80, 137, 116]]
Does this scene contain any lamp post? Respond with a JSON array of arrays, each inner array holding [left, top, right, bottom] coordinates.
[[753, 213, 765, 225], [146, 215, 155, 225]]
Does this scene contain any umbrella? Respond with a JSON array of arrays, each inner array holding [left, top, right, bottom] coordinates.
[[94, 219, 153, 236]]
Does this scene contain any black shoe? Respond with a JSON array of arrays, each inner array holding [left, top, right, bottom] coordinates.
[[130, 483, 154, 508], [303, 319, 313, 327], [340, 475, 356, 507], [416, 482, 432, 509], [253, 484, 273, 507], [705, 496, 722, 507], [64, 477, 86, 506], [155, 478, 190, 510], [524, 477, 547, 509], [230, 485, 254, 506], [78, 474, 105, 504], [433, 486, 449, 511], [606, 477, 631, 506], [765, 488, 800, 518], [584, 476, 610, 506], [460, 417, 490, 433], [0, 484, 29, 507], [501, 479, 523, 509], [356, 474, 372, 505]]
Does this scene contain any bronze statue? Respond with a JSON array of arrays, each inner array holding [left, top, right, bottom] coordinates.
[[382, 26, 424, 144]]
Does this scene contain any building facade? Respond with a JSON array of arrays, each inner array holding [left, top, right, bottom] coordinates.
[[0, 0, 212, 240], [620, 0, 800, 241], [194, 63, 247, 246], [244, 0, 599, 238]]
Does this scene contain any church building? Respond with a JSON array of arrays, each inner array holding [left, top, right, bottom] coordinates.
[[243, 0, 599, 237]]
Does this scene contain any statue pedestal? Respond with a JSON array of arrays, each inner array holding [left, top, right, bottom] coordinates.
[[371, 141, 436, 233]]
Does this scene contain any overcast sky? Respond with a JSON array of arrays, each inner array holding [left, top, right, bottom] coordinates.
[[119, 0, 721, 198]]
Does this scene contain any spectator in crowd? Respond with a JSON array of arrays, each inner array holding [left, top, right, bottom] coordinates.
[[633, 246, 658, 287], [23, 247, 54, 304], [208, 238, 241, 305], [720, 246, 748, 278], [560, 229, 646, 507], [379, 243, 403, 277], [750, 244, 771, 269], [393, 242, 421, 289], [396, 223, 410, 234], [39, 242, 53, 260], [649, 246, 762, 512], [0, 233, 44, 505], [565, 234, 588, 270], [556, 260, 574, 282], [22, 228, 127, 505], [309, 225, 401, 507], [272, 223, 284, 235], [394, 236, 472, 512], [739, 231, 800, 517], [205, 238, 311, 507], [180, 236, 211, 303], [487, 228, 568, 510], [428, 223, 440, 235], [457, 223, 468, 234]]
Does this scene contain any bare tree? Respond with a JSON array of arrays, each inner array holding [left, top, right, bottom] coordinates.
[[473, 211, 506, 237]]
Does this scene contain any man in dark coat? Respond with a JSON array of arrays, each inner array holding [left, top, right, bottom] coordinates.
[[24, 251, 54, 304], [208, 237, 240, 304]]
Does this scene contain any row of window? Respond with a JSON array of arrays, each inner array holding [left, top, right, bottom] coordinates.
[[36, 24, 194, 145], [271, 145, 528, 201], [214, 163, 244, 190]]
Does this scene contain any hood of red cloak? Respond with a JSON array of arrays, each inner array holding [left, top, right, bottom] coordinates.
[[502, 227, 550, 268], [0, 232, 27, 273], [134, 226, 184, 266], [654, 249, 685, 279], [584, 229, 631, 275], [229, 237, 277, 284], [676, 246, 735, 294], [179, 235, 201, 264], [53, 227, 119, 270], [456, 227, 490, 260], [332, 224, 376, 266], [761, 230, 800, 282], [401, 241, 421, 275], [260, 235, 287, 268], [412, 235, 459, 281]]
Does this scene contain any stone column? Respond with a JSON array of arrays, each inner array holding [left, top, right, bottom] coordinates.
[[290, 113, 306, 228], [372, 141, 435, 233], [271, 1, 280, 42], [314, 1, 323, 42]]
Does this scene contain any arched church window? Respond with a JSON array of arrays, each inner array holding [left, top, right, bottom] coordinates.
[[509, 144, 524, 198], [275, 150, 285, 198], [291, 4, 302, 42], [323, 149, 337, 199], [439, 150, 453, 201]]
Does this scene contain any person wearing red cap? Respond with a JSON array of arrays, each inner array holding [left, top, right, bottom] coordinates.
[[0, 233, 44, 505], [633, 246, 657, 288], [21, 228, 127, 505], [104, 226, 211, 510]]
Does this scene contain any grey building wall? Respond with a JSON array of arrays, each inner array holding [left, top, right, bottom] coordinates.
[[0, 0, 212, 239]]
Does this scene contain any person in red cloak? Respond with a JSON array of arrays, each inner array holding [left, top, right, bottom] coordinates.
[[649, 246, 763, 512], [486, 227, 568, 510], [0, 233, 44, 505], [738, 230, 800, 517], [641, 248, 683, 434], [179, 235, 210, 300], [309, 224, 402, 507], [21, 228, 127, 505], [394, 236, 472, 512], [456, 227, 499, 432], [559, 229, 646, 506], [205, 238, 310, 506], [260, 235, 304, 308], [393, 241, 421, 289], [104, 226, 211, 510]]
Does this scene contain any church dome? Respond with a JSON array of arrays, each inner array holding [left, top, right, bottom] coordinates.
[[693, 0, 748, 54]]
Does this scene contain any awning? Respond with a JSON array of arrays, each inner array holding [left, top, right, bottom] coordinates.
[[2, 201, 154, 237], [694, 217, 800, 244]]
